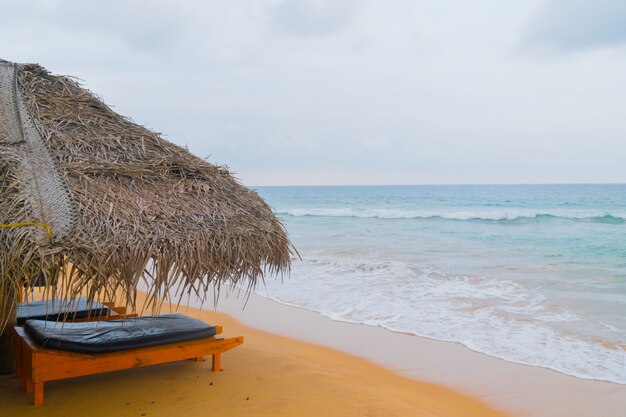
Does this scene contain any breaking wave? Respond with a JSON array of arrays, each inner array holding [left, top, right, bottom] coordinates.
[[277, 208, 626, 224]]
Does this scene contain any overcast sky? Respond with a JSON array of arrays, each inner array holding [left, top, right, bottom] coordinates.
[[1, 0, 625, 185]]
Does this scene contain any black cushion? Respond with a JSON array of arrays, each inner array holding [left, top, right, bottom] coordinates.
[[24, 313, 217, 353], [17, 297, 111, 325]]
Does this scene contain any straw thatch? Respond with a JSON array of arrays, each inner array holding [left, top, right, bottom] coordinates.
[[0, 59, 292, 328]]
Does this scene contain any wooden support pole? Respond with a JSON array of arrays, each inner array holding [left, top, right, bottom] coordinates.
[[0, 286, 17, 374]]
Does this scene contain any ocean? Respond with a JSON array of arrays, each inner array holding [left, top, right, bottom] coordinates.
[[253, 184, 626, 384]]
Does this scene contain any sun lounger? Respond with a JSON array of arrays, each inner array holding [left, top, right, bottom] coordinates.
[[12, 314, 244, 406], [14, 298, 135, 379], [16, 297, 116, 325]]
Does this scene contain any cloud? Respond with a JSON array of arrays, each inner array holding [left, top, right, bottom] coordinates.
[[0, 0, 187, 54], [523, 0, 626, 51], [268, 0, 358, 36], [2, 1, 626, 185]]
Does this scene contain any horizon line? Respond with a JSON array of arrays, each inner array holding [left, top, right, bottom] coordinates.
[[248, 181, 626, 188]]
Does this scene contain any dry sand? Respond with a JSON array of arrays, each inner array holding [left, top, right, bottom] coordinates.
[[2, 294, 506, 417]]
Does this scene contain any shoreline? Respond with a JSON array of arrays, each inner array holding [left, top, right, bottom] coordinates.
[[255, 292, 624, 385], [191, 289, 626, 417]]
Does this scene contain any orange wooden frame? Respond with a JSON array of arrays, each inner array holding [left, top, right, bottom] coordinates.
[[13, 325, 243, 406]]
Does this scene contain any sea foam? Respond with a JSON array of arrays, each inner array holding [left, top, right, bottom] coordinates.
[[258, 254, 626, 384]]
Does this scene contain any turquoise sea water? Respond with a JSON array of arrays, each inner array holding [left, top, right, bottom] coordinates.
[[254, 184, 626, 383]]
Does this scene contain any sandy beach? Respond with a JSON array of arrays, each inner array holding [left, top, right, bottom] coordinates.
[[2, 292, 506, 417], [4, 291, 625, 417]]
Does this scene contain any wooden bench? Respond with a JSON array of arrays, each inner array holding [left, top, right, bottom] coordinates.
[[13, 322, 243, 406]]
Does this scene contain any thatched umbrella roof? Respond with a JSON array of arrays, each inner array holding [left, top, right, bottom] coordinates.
[[0, 59, 291, 326]]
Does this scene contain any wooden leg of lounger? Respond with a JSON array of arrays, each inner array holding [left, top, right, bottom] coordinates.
[[25, 375, 33, 393], [193, 356, 205, 362], [17, 340, 26, 390], [18, 338, 26, 391], [20, 372, 27, 391], [13, 331, 22, 379], [33, 382, 43, 407], [20, 343, 30, 392], [212, 353, 221, 372], [21, 339, 33, 392]]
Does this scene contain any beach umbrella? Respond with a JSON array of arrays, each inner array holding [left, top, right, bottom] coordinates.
[[0, 59, 292, 371]]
